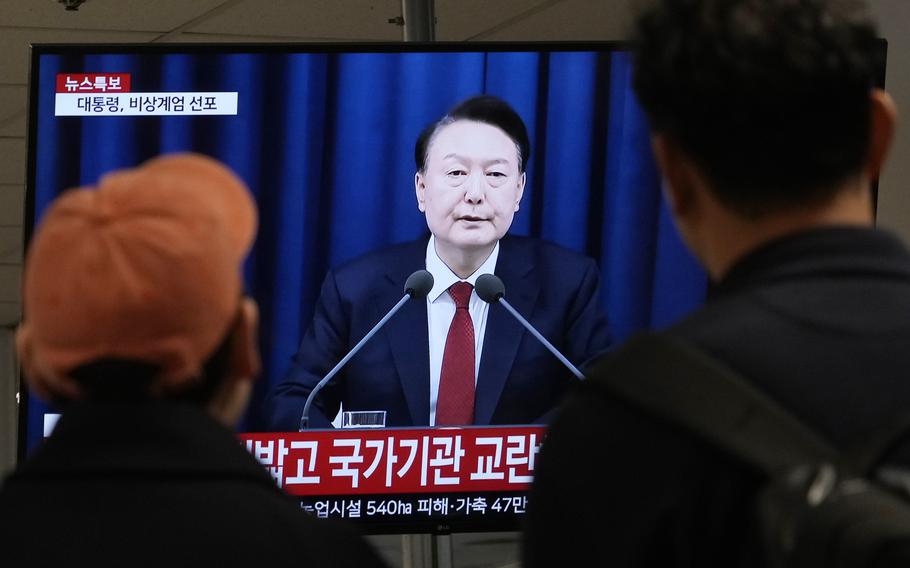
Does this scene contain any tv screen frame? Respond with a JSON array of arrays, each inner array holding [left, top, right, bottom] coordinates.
[[21, 39, 884, 533]]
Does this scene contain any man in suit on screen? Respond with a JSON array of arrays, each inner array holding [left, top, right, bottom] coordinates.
[[267, 95, 612, 429]]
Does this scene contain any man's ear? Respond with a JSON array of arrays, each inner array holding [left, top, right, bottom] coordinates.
[[514, 172, 526, 212], [651, 133, 701, 220], [415, 172, 427, 212], [207, 299, 260, 429], [865, 89, 897, 181], [228, 297, 261, 383]]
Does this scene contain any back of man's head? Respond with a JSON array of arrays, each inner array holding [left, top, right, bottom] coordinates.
[[16, 154, 260, 412], [633, 0, 882, 218]]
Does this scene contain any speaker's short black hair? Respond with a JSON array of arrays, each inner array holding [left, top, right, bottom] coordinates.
[[633, 0, 882, 218], [415, 95, 530, 174]]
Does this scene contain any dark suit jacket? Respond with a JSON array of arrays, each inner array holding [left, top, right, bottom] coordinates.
[[0, 399, 387, 567], [267, 235, 612, 430], [524, 227, 910, 567]]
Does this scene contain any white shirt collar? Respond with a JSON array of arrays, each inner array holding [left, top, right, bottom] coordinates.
[[425, 235, 500, 302]]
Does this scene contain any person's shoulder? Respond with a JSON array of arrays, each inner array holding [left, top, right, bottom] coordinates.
[[333, 238, 426, 277], [321, 238, 426, 302], [545, 333, 708, 461], [501, 234, 596, 268], [216, 483, 388, 565], [292, 516, 388, 566]]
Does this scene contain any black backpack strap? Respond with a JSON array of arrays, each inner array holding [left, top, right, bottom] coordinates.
[[847, 412, 910, 475], [586, 333, 839, 476]]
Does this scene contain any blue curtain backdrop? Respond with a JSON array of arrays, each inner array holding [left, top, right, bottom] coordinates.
[[28, 48, 706, 444]]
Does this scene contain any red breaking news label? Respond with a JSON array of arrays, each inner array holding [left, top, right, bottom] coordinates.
[[240, 425, 545, 496], [55, 73, 131, 93]]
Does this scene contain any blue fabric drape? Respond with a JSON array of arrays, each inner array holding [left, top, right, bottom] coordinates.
[[28, 48, 706, 445]]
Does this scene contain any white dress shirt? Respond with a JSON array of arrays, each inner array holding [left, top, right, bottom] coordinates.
[[425, 235, 499, 426]]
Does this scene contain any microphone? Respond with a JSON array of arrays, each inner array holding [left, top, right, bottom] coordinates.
[[475, 273, 586, 381], [299, 269, 434, 430]]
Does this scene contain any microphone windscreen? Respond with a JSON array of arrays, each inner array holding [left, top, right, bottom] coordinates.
[[404, 269, 434, 298], [475, 273, 505, 303]]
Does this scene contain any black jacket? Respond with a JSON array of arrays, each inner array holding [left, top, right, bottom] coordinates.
[[523, 227, 910, 567], [0, 399, 388, 567]]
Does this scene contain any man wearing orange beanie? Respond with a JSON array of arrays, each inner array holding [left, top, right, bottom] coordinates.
[[0, 154, 387, 566]]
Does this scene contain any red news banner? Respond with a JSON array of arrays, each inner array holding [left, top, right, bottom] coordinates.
[[56, 73, 131, 93], [239, 426, 544, 496]]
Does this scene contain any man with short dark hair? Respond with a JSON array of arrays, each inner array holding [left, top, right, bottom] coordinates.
[[0, 154, 387, 566], [524, 0, 904, 566], [267, 95, 611, 429]]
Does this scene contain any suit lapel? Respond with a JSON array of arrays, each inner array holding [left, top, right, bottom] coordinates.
[[379, 240, 431, 425], [474, 237, 538, 425]]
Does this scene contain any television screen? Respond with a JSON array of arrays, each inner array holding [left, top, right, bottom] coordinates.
[[24, 42, 709, 532]]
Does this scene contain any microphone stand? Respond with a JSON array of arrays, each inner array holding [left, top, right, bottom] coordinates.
[[299, 295, 410, 430], [476, 273, 586, 381], [496, 298, 586, 380], [299, 269, 434, 430]]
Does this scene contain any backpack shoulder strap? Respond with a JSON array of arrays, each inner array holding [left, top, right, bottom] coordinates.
[[847, 412, 910, 475], [585, 332, 839, 476]]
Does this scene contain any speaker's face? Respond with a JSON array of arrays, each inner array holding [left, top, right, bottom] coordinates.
[[416, 119, 525, 258]]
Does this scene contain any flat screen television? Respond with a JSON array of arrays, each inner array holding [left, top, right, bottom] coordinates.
[[23, 41, 716, 533]]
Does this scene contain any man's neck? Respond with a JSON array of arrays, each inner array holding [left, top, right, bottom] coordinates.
[[434, 240, 496, 279], [702, 181, 875, 281]]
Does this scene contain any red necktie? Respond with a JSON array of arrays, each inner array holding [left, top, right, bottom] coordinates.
[[436, 281, 475, 425]]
